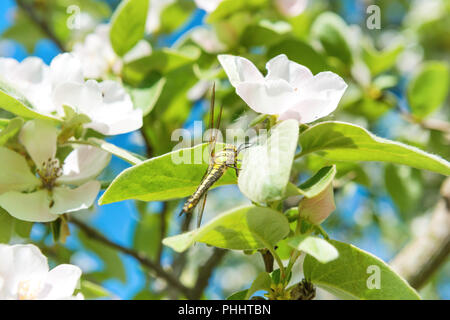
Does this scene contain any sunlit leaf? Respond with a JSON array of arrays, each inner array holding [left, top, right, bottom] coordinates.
[[99, 143, 236, 205], [0, 118, 23, 146], [162, 205, 290, 252], [298, 121, 450, 176], [245, 272, 271, 299], [288, 235, 338, 263], [311, 12, 353, 64], [304, 240, 421, 300], [0, 82, 60, 122], [407, 61, 449, 119], [110, 0, 149, 56]]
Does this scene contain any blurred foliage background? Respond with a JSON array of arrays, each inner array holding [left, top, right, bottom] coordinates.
[[0, 0, 449, 299]]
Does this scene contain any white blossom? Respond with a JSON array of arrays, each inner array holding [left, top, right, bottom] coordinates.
[[194, 0, 307, 16], [0, 243, 83, 300], [0, 120, 110, 222], [72, 24, 152, 79], [0, 53, 143, 135], [190, 27, 226, 53], [194, 0, 222, 13], [218, 54, 347, 124], [275, 0, 308, 17]]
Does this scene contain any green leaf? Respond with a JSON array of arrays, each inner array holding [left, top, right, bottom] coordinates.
[[0, 82, 60, 122], [0, 119, 9, 129], [159, 0, 195, 33], [79, 280, 112, 299], [362, 43, 403, 76], [227, 289, 248, 300], [288, 235, 338, 263], [0, 118, 23, 146], [268, 39, 328, 74], [303, 240, 421, 300], [270, 268, 291, 285], [0, 208, 13, 243], [109, 0, 149, 56], [245, 272, 272, 299], [13, 219, 33, 238], [133, 212, 161, 260], [238, 119, 299, 204], [122, 48, 199, 84], [287, 165, 336, 198], [310, 12, 353, 64], [298, 121, 450, 176], [162, 205, 290, 252], [126, 77, 166, 116], [99, 143, 236, 205], [207, 0, 268, 23], [384, 164, 423, 217], [407, 61, 449, 119], [241, 20, 291, 47]]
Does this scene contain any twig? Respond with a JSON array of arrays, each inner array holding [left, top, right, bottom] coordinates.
[[191, 248, 227, 299], [400, 110, 450, 136], [156, 202, 168, 264], [69, 216, 194, 299], [390, 178, 450, 289], [15, 0, 66, 52]]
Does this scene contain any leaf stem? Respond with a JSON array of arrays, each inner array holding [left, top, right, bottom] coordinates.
[[265, 242, 286, 280]]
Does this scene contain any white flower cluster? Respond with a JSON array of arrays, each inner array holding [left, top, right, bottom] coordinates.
[[0, 243, 83, 300], [0, 51, 144, 222], [0, 53, 143, 135], [194, 0, 309, 17], [72, 24, 151, 79]]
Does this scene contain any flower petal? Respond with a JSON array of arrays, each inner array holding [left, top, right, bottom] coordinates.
[[84, 80, 143, 135], [0, 190, 58, 222], [218, 54, 264, 87], [50, 181, 100, 214], [275, 0, 308, 17], [13, 57, 48, 85], [72, 24, 117, 79], [49, 53, 84, 87], [194, 0, 222, 12], [235, 80, 294, 114], [291, 71, 348, 122], [42, 264, 82, 300], [265, 54, 313, 88], [0, 147, 40, 194], [0, 58, 19, 77], [0, 244, 49, 299], [58, 145, 111, 186], [19, 120, 57, 170], [52, 80, 102, 117]]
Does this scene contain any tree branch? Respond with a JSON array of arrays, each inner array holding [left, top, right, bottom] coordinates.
[[69, 217, 194, 299], [390, 177, 450, 289], [15, 0, 66, 52], [191, 248, 227, 299]]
